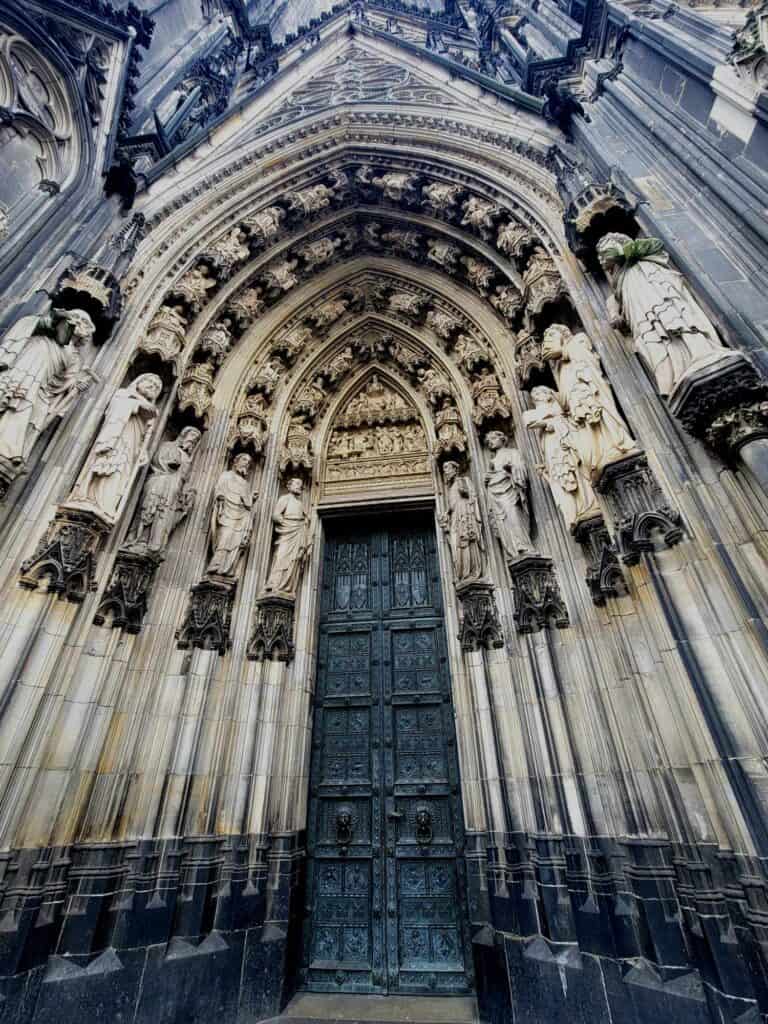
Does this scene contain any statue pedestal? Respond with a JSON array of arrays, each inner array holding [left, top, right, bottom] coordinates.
[[669, 351, 768, 489], [455, 580, 504, 652], [248, 595, 296, 662], [94, 548, 163, 634], [19, 507, 110, 602], [571, 515, 627, 606], [595, 453, 683, 565], [176, 575, 236, 655], [506, 555, 569, 634]]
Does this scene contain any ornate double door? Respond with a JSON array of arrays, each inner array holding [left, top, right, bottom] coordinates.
[[302, 515, 472, 996]]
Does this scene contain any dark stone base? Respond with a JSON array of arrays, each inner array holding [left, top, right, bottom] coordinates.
[[0, 830, 766, 1024]]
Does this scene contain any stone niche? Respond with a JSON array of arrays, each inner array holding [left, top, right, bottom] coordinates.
[[320, 373, 433, 502]]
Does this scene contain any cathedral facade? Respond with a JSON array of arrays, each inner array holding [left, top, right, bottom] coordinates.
[[0, 0, 767, 1021]]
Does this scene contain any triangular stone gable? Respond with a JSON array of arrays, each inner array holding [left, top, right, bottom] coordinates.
[[252, 42, 463, 135]]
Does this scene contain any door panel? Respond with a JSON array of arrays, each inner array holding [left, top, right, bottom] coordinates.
[[304, 517, 471, 995]]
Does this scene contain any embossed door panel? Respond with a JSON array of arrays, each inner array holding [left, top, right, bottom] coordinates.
[[303, 517, 471, 995]]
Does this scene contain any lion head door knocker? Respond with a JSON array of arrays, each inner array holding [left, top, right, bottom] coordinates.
[[415, 807, 433, 846], [335, 807, 354, 854]]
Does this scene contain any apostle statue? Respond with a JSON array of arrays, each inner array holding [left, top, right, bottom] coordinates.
[[542, 323, 639, 481], [67, 373, 163, 525], [439, 461, 485, 584], [207, 452, 256, 577], [264, 477, 311, 598], [0, 308, 97, 472], [125, 426, 202, 555], [483, 430, 533, 560], [597, 233, 732, 398], [523, 386, 600, 530]]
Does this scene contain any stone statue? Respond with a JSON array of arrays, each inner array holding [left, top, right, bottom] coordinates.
[[207, 452, 256, 576], [542, 323, 639, 480], [67, 373, 163, 525], [523, 386, 600, 530], [264, 477, 311, 598], [484, 430, 533, 559], [440, 461, 485, 584], [597, 233, 732, 397], [125, 426, 202, 555], [0, 308, 97, 470]]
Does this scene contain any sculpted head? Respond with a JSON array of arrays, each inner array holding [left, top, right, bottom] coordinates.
[[53, 307, 96, 346], [134, 373, 163, 402], [442, 460, 459, 482], [596, 232, 632, 271], [485, 430, 507, 452], [233, 452, 252, 477], [178, 426, 201, 453], [542, 323, 571, 361], [531, 385, 560, 409], [287, 477, 304, 495]]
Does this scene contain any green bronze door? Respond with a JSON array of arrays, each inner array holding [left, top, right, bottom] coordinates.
[[302, 515, 472, 995]]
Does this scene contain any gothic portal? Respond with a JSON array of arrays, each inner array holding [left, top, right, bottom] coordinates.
[[0, 1, 768, 1023]]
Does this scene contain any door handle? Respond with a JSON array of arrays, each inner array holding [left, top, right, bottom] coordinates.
[[387, 811, 403, 820]]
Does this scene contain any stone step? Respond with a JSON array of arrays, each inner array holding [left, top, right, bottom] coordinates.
[[263, 992, 480, 1024]]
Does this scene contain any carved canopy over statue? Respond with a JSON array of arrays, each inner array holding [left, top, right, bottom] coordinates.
[[0, 308, 97, 472], [484, 430, 533, 560], [597, 233, 732, 398], [207, 453, 256, 577], [67, 373, 163, 525], [264, 477, 311, 599], [125, 426, 202, 556], [440, 461, 486, 584]]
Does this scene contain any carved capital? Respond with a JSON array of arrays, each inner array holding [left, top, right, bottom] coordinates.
[[595, 454, 683, 565], [19, 509, 109, 602], [455, 581, 504, 652], [668, 351, 766, 443], [508, 554, 569, 634], [705, 399, 768, 455], [94, 549, 162, 634], [247, 595, 296, 662], [571, 515, 627, 606], [176, 576, 236, 655]]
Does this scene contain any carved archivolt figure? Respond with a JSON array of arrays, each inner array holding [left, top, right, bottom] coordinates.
[[0, 308, 96, 468], [125, 426, 201, 555], [523, 386, 600, 530], [484, 430, 533, 559], [542, 323, 638, 480], [440, 461, 485, 584], [68, 373, 163, 525], [264, 477, 311, 598], [597, 233, 731, 397], [207, 452, 255, 577]]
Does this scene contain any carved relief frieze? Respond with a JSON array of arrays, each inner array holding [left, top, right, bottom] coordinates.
[[323, 376, 430, 496]]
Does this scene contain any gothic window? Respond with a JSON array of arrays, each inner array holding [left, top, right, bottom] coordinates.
[[0, 29, 77, 242]]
